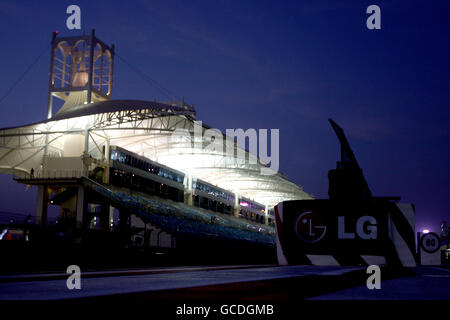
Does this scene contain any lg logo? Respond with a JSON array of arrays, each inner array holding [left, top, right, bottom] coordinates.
[[338, 216, 378, 240], [295, 211, 327, 244], [295, 211, 378, 243]]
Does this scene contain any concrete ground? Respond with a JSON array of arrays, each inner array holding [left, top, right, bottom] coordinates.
[[0, 265, 448, 301]]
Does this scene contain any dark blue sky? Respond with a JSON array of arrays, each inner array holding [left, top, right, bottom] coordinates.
[[0, 0, 448, 232]]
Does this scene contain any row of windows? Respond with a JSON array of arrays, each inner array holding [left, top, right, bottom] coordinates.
[[110, 150, 184, 184], [239, 209, 266, 224], [193, 181, 235, 203], [239, 198, 265, 212], [193, 194, 234, 215], [109, 148, 271, 225], [111, 169, 184, 202]]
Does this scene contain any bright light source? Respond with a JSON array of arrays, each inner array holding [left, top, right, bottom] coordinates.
[[422, 229, 430, 234]]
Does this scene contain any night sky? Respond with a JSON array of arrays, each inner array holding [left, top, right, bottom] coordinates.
[[0, 0, 448, 233]]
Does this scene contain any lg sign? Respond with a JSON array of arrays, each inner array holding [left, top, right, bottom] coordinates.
[[338, 216, 377, 240], [295, 211, 326, 243], [295, 211, 377, 243]]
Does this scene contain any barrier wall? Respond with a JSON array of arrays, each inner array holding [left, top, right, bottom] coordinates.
[[275, 199, 416, 267]]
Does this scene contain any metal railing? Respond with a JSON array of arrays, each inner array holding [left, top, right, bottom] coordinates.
[[14, 170, 84, 180]]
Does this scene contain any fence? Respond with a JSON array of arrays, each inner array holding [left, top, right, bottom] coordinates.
[[14, 170, 84, 180]]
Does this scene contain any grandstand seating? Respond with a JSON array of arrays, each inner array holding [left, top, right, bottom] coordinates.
[[83, 178, 275, 246]]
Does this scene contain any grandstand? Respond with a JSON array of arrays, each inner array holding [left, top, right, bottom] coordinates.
[[0, 30, 311, 258]]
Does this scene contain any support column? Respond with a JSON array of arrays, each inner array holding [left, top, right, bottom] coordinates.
[[265, 205, 269, 226], [82, 126, 90, 177], [109, 206, 114, 229], [157, 230, 164, 247], [98, 202, 110, 232], [87, 29, 95, 104], [35, 185, 49, 226], [104, 138, 110, 184], [118, 209, 131, 247], [234, 192, 240, 218], [118, 209, 130, 231], [84, 127, 89, 154], [46, 31, 57, 120], [76, 186, 85, 229], [44, 130, 49, 157], [185, 174, 193, 206], [146, 229, 154, 247]]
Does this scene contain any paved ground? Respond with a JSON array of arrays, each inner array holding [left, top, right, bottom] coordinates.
[[0, 265, 360, 300], [0, 265, 449, 301], [310, 266, 450, 300]]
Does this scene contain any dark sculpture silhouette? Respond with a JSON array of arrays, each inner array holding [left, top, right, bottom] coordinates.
[[328, 118, 373, 201]]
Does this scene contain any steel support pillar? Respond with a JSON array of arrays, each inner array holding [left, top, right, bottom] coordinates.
[[98, 202, 110, 232], [76, 186, 86, 229], [234, 192, 240, 218], [35, 185, 49, 226]]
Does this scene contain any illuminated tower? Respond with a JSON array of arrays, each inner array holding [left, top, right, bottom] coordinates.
[[47, 29, 115, 118]]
